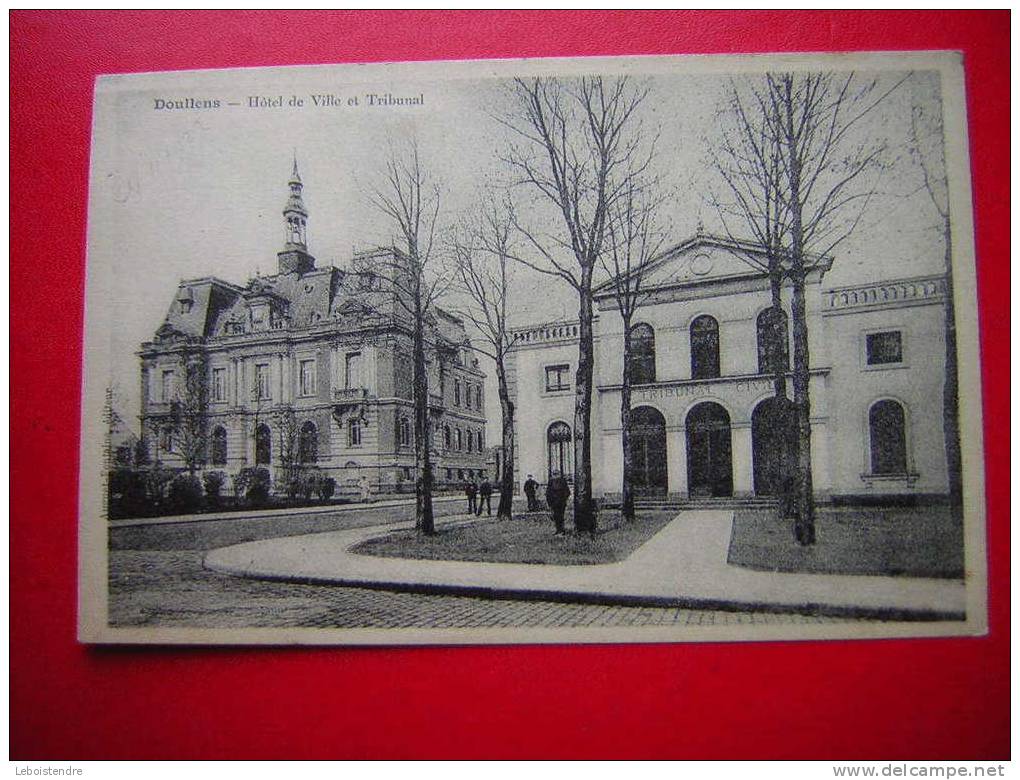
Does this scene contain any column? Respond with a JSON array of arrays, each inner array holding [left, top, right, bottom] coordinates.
[[666, 427, 687, 500], [732, 422, 754, 498]]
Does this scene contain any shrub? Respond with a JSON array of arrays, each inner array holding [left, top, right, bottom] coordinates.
[[203, 470, 226, 506], [317, 476, 336, 502], [168, 473, 204, 514], [234, 467, 271, 507], [144, 465, 176, 507], [108, 468, 148, 518], [298, 468, 324, 501]]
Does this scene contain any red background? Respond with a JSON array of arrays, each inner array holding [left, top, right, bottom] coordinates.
[[10, 10, 1009, 760]]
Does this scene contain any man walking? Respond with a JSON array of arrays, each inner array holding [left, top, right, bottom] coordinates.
[[477, 479, 493, 516], [465, 479, 478, 515], [523, 474, 538, 512], [546, 471, 570, 535]]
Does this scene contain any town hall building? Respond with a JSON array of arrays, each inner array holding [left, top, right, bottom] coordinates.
[[507, 233, 951, 504], [138, 162, 489, 494]]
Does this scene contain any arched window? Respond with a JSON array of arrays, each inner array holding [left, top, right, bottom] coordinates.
[[348, 418, 362, 447], [255, 424, 271, 465], [160, 426, 174, 454], [467, 429, 474, 452], [869, 400, 907, 475], [757, 307, 789, 374], [443, 425, 451, 449], [456, 428, 463, 451], [628, 323, 656, 384], [690, 315, 720, 379], [547, 421, 572, 479], [210, 425, 228, 466], [299, 421, 318, 464], [478, 430, 484, 451]]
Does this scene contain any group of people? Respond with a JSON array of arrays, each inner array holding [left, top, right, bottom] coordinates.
[[466, 472, 571, 535], [463, 478, 494, 516]]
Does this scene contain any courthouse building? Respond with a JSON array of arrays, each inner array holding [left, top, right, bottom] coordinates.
[[138, 163, 489, 493], [508, 233, 951, 503]]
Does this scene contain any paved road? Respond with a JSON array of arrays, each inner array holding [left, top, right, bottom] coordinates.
[[108, 506, 857, 629]]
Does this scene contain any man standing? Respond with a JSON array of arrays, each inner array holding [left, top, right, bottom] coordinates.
[[465, 479, 478, 515], [523, 474, 538, 512], [546, 471, 570, 535], [477, 479, 493, 516]]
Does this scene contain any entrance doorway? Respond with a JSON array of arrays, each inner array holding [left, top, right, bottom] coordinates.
[[752, 396, 796, 496], [629, 406, 667, 497], [686, 402, 733, 498]]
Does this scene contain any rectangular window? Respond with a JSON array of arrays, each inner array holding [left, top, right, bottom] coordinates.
[[255, 364, 272, 400], [464, 383, 472, 409], [454, 379, 461, 406], [299, 359, 317, 397], [456, 428, 463, 451], [348, 418, 362, 447], [345, 352, 362, 389], [212, 368, 227, 402], [475, 386, 483, 409], [160, 370, 174, 402], [866, 331, 903, 365], [545, 364, 571, 392]]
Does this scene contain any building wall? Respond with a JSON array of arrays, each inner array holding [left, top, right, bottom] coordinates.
[[508, 323, 583, 491], [822, 277, 948, 497], [507, 270, 950, 503]]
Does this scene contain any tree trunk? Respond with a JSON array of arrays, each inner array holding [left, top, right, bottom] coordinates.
[[496, 357, 515, 521], [412, 306, 435, 535], [790, 270, 815, 544], [784, 80, 815, 545], [769, 271, 796, 495], [573, 270, 597, 534], [620, 317, 635, 521], [941, 214, 963, 521]]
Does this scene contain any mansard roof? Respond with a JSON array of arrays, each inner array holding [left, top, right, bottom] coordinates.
[[151, 250, 470, 346]]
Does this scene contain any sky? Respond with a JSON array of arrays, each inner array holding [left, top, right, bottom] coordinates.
[[87, 60, 948, 437]]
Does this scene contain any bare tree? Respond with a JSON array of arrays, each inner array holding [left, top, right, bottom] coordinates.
[[363, 138, 452, 535], [908, 91, 962, 520], [709, 71, 904, 544], [502, 76, 652, 534], [450, 195, 518, 521], [166, 353, 209, 474], [710, 79, 798, 508], [598, 179, 668, 521], [275, 407, 301, 497]]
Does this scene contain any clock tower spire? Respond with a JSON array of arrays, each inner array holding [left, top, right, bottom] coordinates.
[[278, 154, 315, 274]]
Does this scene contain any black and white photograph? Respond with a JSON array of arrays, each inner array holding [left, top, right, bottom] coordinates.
[[79, 51, 986, 644]]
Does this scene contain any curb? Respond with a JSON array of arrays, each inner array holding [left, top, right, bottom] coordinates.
[[203, 556, 966, 623]]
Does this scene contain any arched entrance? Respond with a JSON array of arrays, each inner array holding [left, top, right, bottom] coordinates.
[[686, 402, 733, 498], [629, 406, 667, 497], [752, 397, 796, 496]]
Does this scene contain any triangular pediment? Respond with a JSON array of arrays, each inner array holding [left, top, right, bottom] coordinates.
[[596, 235, 770, 297], [595, 234, 833, 298]]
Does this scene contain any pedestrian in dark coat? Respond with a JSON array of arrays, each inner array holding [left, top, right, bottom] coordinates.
[[465, 480, 478, 515], [523, 474, 539, 512], [545, 471, 571, 535], [477, 480, 493, 516]]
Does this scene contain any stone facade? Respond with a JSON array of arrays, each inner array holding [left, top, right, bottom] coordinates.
[[508, 234, 951, 503], [139, 163, 489, 494]]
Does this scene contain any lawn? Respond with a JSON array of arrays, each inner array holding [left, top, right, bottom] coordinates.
[[727, 505, 964, 578], [350, 510, 677, 566]]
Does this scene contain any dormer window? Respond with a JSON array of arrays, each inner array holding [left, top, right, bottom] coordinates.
[[176, 287, 194, 315]]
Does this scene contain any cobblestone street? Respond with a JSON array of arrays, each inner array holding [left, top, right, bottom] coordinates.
[[108, 509, 862, 629]]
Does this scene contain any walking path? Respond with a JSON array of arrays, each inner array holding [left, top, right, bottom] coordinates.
[[110, 495, 466, 528], [204, 510, 966, 620]]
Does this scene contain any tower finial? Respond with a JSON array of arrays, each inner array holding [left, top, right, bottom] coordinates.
[[290, 150, 301, 184]]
